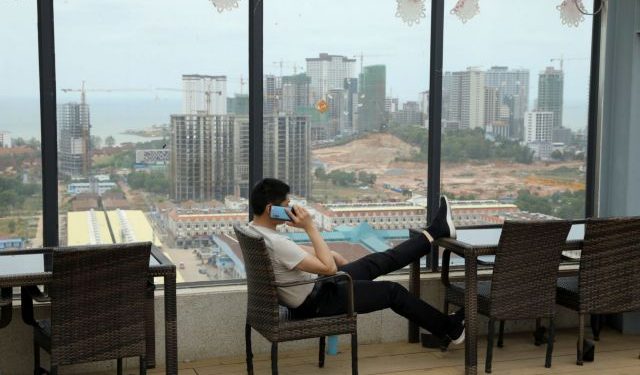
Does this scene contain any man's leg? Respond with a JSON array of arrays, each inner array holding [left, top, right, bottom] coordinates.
[[338, 195, 456, 281], [317, 279, 460, 340], [338, 234, 430, 281]]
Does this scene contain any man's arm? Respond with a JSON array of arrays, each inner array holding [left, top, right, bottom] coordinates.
[[300, 245, 348, 266], [287, 206, 337, 275]]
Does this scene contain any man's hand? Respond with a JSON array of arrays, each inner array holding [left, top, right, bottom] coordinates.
[[286, 205, 314, 231]]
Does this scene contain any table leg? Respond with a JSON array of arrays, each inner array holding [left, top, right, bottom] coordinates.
[[164, 271, 178, 375], [20, 286, 37, 326], [0, 287, 12, 329], [145, 278, 156, 369], [408, 261, 421, 343], [465, 251, 478, 375]]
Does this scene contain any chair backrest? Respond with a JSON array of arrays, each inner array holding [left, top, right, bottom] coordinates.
[[233, 224, 281, 335], [50, 242, 151, 366], [490, 220, 572, 320], [579, 217, 640, 314]]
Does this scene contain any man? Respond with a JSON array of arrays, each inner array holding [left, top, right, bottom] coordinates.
[[248, 178, 464, 344]]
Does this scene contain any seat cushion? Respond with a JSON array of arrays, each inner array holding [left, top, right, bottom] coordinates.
[[557, 276, 579, 310]]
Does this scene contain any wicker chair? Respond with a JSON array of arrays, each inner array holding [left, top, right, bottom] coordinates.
[[443, 220, 572, 373], [557, 217, 640, 365], [233, 224, 358, 375], [33, 242, 152, 375]]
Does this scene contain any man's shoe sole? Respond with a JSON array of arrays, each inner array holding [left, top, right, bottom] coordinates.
[[441, 195, 457, 240], [451, 327, 465, 345]]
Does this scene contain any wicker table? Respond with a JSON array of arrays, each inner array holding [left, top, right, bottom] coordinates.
[[0, 246, 177, 375], [429, 223, 584, 375]]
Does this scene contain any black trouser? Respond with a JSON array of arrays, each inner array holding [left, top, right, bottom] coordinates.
[[291, 235, 452, 338]]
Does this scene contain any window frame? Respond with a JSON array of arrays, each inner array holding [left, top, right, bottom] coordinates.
[[33, 0, 601, 285]]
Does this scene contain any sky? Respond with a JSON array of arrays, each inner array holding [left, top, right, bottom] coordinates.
[[1, 0, 594, 134]]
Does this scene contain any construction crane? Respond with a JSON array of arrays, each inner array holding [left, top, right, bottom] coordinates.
[[61, 81, 148, 105], [549, 56, 588, 71], [154, 87, 223, 115], [272, 60, 302, 76], [239, 75, 247, 95], [352, 52, 392, 75]]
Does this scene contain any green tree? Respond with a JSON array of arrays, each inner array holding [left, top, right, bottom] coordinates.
[[327, 169, 356, 186], [515, 189, 553, 216], [127, 171, 169, 195], [357, 171, 377, 185], [314, 167, 327, 181], [550, 150, 564, 161], [90, 135, 103, 150], [105, 136, 116, 147]]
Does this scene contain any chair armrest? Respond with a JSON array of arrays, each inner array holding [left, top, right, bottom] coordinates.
[[274, 271, 355, 317], [435, 238, 472, 258]]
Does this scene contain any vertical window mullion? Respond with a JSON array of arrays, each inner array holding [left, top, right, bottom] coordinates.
[[586, 0, 603, 218], [37, 0, 59, 249], [427, 0, 445, 271], [248, 0, 264, 220]]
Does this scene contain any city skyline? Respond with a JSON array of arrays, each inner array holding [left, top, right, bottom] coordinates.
[[3, 0, 593, 137]]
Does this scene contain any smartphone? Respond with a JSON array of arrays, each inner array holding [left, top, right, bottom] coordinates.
[[270, 205, 292, 221]]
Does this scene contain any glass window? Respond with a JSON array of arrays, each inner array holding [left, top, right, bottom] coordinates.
[[264, 0, 430, 264], [441, 0, 591, 227], [0, 1, 43, 251], [54, 0, 248, 282]]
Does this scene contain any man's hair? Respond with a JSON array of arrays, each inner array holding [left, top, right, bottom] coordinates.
[[250, 178, 290, 216]]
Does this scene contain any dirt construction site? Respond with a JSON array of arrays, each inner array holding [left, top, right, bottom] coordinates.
[[312, 133, 586, 200]]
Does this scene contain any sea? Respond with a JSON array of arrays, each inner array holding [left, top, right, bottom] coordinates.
[[0, 96, 181, 145], [0, 96, 590, 144]]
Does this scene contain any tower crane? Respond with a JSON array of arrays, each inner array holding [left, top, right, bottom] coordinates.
[[154, 87, 223, 115], [352, 52, 392, 75], [549, 56, 588, 71], [272, 60, 302, 76], [61, 81, 148, 105]]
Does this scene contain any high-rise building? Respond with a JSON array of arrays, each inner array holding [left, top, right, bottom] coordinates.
[[385, 97, 399, 113], [305, 53, 356, 103], [182, 74, 227, 115], [343, 78, 359, 135], [485, 66, 530, 139], [392, 101, 423, 127], [0, 131, 11, 148], [326, 88, 352, 137], [232, 115, 250, 198], [263, 115, 310, 198], [264, 74, 282, 115], [447, 68, 485, 130], [281, 73, 311, 115], [537, 67, 564, 132], [58, 102, 91, 178], [358, 65, 387, 132], [227, 94, 249, 115], [170, 114, 249, 202], [170, 114, 214, 202], [524, 111, 554, 160], [419, 90, 429, 128]]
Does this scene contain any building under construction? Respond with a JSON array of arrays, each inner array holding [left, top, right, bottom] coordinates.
[[170, 114, 250, 202], [58, 102, 91, 178]]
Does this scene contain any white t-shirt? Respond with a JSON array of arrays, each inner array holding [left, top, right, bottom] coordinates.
[[248, 222, 315, 308]]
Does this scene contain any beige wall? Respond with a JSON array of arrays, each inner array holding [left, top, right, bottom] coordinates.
[[0, 273, 581, 374]]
